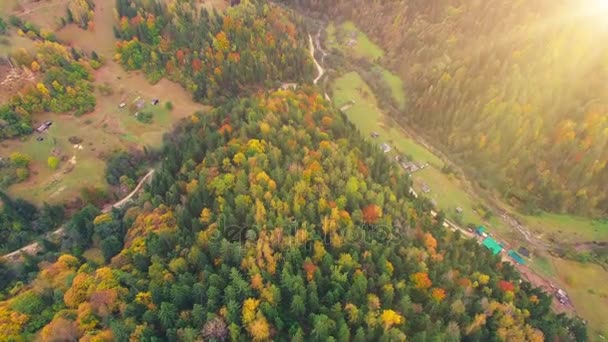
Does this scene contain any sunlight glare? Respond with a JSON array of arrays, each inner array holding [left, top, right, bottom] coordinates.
[[590, 0, 608, 11]]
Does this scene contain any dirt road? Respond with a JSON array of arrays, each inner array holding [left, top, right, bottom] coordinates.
[[2, 169, 154, 262], [309, 34, 325, 85]]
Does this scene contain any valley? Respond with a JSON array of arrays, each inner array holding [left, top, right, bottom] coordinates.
[[316, 17, 608, 337]]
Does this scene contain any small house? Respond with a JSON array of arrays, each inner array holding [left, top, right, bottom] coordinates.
[[508, 250, 526, 264], [36, 121, 52, 133], [556, 289, 569, 304], [482, 237, 503, 255], [421, 183, 431, 193], [280, 83, 298, 91], [455, 207, 463, 214], [119, 103, 126, 108], [379, 143, 391, 153], [151, 99, 160, 105], [371, 132, 380, 138], [518, 247, 530, 258], [476, 226, 488, 237]]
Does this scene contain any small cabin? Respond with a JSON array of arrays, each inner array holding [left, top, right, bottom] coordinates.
[[379, 143, 391, 153], [119, 103, 126, 108], [371, 132, 380, 138], [151, 99, 160, 106], [36, 121, 52, 133]]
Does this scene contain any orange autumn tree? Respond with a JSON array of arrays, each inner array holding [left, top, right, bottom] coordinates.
[[411, 272, 432, 290], [362, 204, 382, 224], [431, 288, 447, 302]]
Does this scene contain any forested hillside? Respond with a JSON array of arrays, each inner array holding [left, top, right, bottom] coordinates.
[[0, 89, 586, 340], [114, 0, 313, 103], [284, 0, 608, 216]]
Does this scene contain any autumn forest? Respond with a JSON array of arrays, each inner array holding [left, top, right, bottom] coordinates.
[[0, 0, 601, 340]]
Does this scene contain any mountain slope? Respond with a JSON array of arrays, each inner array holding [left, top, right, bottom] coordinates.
[[0, 89, 586, 340], [285, 0, 608, 216]]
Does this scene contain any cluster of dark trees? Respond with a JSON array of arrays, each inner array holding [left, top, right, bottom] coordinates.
[[0, 88, 587, 341], [113, 0, 313, 103], [0, 192, 64, 255], [282, 0, 608, 216]]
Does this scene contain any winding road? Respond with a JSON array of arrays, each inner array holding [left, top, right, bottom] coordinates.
[[2, 169, 155, 262], [309, 34, 325, 85]]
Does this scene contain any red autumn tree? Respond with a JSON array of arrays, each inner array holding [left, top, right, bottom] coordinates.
[[362, 204, 381, 224]]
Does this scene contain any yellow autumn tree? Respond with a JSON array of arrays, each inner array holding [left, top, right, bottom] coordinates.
[[242, 298, 259, 324], [381, 309, 405, 330], [248, 316, 270, 341]]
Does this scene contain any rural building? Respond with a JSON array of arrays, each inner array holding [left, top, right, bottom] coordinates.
[[508, 250, 526, 264], [36, 121, 52, 133], [456, 207, 463, 214], [380, 143, 391, 153], [151, 99, 160, 105], [421, 183, 431, 193], [399, 157, 421, 173], [556, 289, 569, 304], [476, 226, 488, 237], [119, 102, 126, 108], [371, 132, 380, 138], [280, 83, 298, 91], [518, 247, 530, 257], [482, 237, 503, 255]]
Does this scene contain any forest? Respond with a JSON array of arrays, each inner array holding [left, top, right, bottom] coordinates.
[[281, 0, 608, 216], [0, 0, 592, 340], [114, 0, 313, 103], [0, 88, 587, 341]]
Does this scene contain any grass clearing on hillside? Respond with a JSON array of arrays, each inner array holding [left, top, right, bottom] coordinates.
[[552, 257, 608, 338], [2, 0, 207, 205], [327, 21, 384, 62], [372, 65, 406, 109], [524, 212, 608, 244], [12, 0, 68, 31]]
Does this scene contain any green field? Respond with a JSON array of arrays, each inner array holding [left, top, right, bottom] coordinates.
[[553, 257, 608, 338], [0, 0, 206, 205], [326, 21, 384, 62], [524, 212, 608, 244]]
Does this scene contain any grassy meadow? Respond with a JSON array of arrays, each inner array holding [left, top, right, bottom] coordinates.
[[0, 0, 207, 205]]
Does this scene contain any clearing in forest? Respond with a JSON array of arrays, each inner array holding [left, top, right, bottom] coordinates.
[[326, 21, 384, 62], [0, 0, 207, 205]]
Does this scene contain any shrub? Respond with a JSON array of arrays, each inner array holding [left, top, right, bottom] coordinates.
[[15, 168, 29, 181], [10, 152, 31, 168], [68, 136, 83, 144], [48, 156, 59, 170], [165, 101, 174, 111], [136, 111, 153, 124]]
